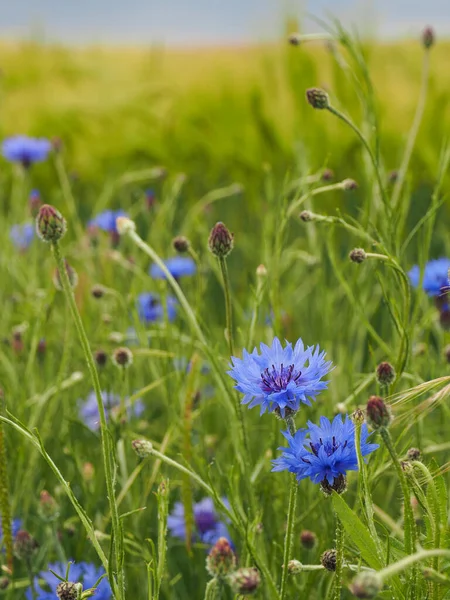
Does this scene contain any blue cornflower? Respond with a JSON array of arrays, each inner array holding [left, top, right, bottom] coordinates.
[[0, 517, 22, 546], [137, 292, 177, 323], [168, 497, 232, 547], [80, 390, 144, 431], [10, 222, 34, 250], [408, 258, 450, 297], [272, 415, 378, 488], [228, 337, 332, 417], [88, 209, 128, 234], [26, 561, 112, 599], [2, 135, 51, 167], [149, 256, 196, 280]]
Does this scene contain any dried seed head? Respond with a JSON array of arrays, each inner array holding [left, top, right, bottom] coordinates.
[[36, 205, 67, 243], [172, 235, 190, 253], [321, 549, 337, 571], [300, 530, 317, 550], [349, 572, 383, 598], [112, 347, 133, 369], [132, 439, 153, 458], [206, 537, 236, 578], [306, 88, 330, 109], [208, 222, 234, 258], [376, 362, 396, 386], [366, 396, 392, 429], [349, 248, 367, 264], [229, 567, 261, 595]]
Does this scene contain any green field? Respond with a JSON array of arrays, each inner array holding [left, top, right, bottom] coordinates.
[[0, 22, 450, 600]]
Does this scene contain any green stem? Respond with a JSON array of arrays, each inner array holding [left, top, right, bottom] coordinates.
[[280, 416, 298, 600], [27, 560, 37, 600], [380, 427, 417, 598], [51, 242, 124, 599], [390, 51, 430, 211], [379, 550, 450, 581], [333, 516, 345, 600], [204, 578, 220, 600], [0, 394, 13, 572]]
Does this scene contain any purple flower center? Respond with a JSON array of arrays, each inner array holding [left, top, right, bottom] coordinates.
[[310, 436, 348, 458], [260, 363, 301, 393], [195, 510, 217, 534]]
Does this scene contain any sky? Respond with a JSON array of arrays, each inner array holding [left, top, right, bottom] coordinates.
[[0, 0, 449, 45]]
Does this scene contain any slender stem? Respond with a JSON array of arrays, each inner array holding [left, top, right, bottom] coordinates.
[[204, 578, 220, 600], [51, 242, 124, 599], [390, 51, 430, 210], [26, 560, 37, 600], [218, 257, 234, 357], [379, 550, 450, 581], [380, 427, 417, 598], [326, 105, 388, 214], [0, 394, 13, 572], [333, 516, 345, 600], [280, 416, 298, 600]]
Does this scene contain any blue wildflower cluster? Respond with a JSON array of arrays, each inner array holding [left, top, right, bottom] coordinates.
[[168, 497, 232, 547], [26, 562, 112, 599], [137, 292, 177, 323]]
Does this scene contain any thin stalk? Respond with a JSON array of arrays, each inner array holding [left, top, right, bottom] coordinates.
[[26, 561, 37, 600], [0, 394, 13, 572], [380, 427, 417, 598], [333, 516, 345, 600], [379, 550, 450, 581], [204, 578, 220, 600], [390, 51, 430, 210], [51, 242, 124, 599], [354, 421, 383, 560], [280, 416, 298, 600]]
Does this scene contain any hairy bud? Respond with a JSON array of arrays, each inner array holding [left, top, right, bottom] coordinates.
[[366, 396, 392, 429], [300, 530, 317, 550], [36, 205, 67, 243], [229, 567, 261, 595], [321, 549, 337, 571], [56, 581, 83, 600], [376, 362, 395, 386], [132, 439, 153, 458], [288, 559, 303, 574], [349, 248, 366, 263], [306, 88, 330, 110], [206, 537, 236, 578], [172, 236, 190, 253], [208, 222, 234, 258]]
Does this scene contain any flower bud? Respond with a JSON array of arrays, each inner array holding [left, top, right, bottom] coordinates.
[[116, 216, 136, 236], [341, 178, 358, 191], [94, 350, 108, 368], [288, 559, 303, 574], [39, 490, 59, 520], [407, 447, 421, 462], [349, 248, 366, 263], [376, 362, 395, 386], [320, 473, 347, 496], [288, 33, 301, 46], [91, 284, 106, 299], [36, 205, 67, 243], [13, 530, 39, 561], [321, 549, 337, 571], [112, 347, 133, 369], [206, 537, 236, 578], [322, 168, 334, 181], [172, 236, 190, 253], [351, 408, 365, 425], [306, 88, 330, 110], [422, 26, 435, 49], [349, 572, 383, 598], [208, 222, 234, 258], [53, 260, 78, 291], [256, 264, 267, 278], [56, 581, 83, 600], [366, 396, 392, 429], [300, 210, 314, 222], [132, 439, 153, 458], [300, 530, 317, 550], [229, 567, 261, 595]]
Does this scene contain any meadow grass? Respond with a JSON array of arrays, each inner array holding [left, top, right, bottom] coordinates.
[[0, 20, 449, 600]]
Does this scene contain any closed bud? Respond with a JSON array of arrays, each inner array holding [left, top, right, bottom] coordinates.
[[39, 490, 59, 520], [366, 396, 392, 429], [322, 168, 334, 181], [321, 549, 337, 571], [376, 362, 395, 386], [351, 408, 365, 425], [112, 347, 133, 369], [300, 210, 314, 222], [116, 216, 136, 236], [422, 26, 435, 49], [206, 537, 236, 578], [94, 350, 108, 368], [91, 284, 106, 299], [300, 530, 317, 550], [288, 33, 301, 46], [53, 260, 78, 291], [306, 88, 330, 110], [341, 178, 358, 191], [288, 559, 303, 574], [349, 248, 366, 263], [256, 264, 267, 278], [208, 222, 234, 258], [36, 205, 67, 243], [13, 530, 39, 561], [407, 447, 421, 461], [320, 473, 347, 496], [132, 439, 153, 458], [349, 571, 383, 598], [172, 236, 190, 253], [56, 581, 83, 600], [229, 567, 261, 595]]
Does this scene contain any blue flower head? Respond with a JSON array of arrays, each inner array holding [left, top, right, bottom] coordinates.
[[80, 390, 144, 431], [408, 258, 450, 297], [272, 415, 378, 490], [168, 497, 232, 547], [2, 135, 51, 167], [26, 561, 112, 599], [137, 293, 177, 323], [228, 337, 333, 417], [149, 256, 196, 280], [10, 222, 34, 250], [88, 210, 128, 234]]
